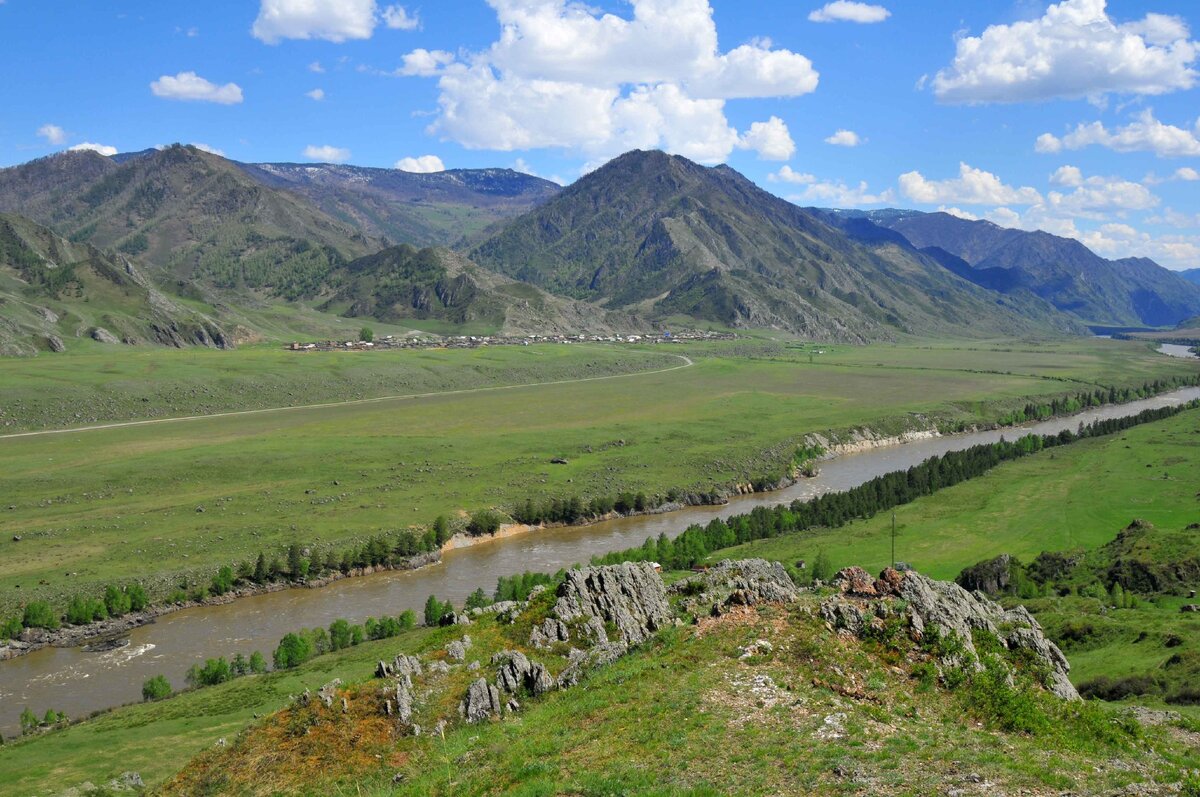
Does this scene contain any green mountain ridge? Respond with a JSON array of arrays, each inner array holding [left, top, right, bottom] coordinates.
[[322, 244, 646, 335], [847, 209, 1200, 327], [0, 213, 231, 355], [469, 150, 1082, 341]]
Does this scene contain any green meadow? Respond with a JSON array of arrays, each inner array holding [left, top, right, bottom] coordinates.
[[0, 336, 1195, 614]]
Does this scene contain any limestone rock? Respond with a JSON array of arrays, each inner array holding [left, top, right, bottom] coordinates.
[[551, 562, 672, 648], [90, 327, 120, 345], [46, 335, 65, 353], [317, 679, 341, 708], [446, 636, 472, 662], [955, 554, 1013, 596], [671, 559, 799, 611], [833, 566, 877, 597], [459, 678, 502, 723], [822, 567, 1079, 701], [529, 617, 570, 649], [492, 650, 554, 697], [395, 681, 414, 724]]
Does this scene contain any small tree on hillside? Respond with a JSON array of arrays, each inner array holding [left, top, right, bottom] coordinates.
[[142, 675, 172, 702], [811, 551, 834, 582], [360, 326, 374, 343]]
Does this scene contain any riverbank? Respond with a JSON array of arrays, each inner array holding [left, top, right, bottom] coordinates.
[[3, 382, 1190, 663], [0, 552, 442, 661]]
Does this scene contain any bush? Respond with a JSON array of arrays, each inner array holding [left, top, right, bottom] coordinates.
[[360, 326, 374, 343], [1, 616, 21, 639], [249, 650, 268, 674], [104, 585, 132, 617], [1077, 674, 1164, 701], [19, 707, 38, 735], [22, 601, 59, 630], [186, 657, 233, 688], [142, 675, 172, 701], [65, 596, 107, 625], [465, 588, 491, 611], [273, 633, 314, 669], [211, 566, 235, 596], [467, 510, 503, 537], [424, 595, 446, 627]]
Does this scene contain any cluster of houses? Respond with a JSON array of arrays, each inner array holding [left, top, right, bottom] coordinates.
[[286, 329, 735, 353]]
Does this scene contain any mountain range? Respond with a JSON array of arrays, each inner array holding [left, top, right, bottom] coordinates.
[[0, 144, 1194, 353]]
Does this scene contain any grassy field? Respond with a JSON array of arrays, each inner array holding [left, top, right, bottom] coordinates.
[[0, 336, 1195, 615], [2, 388, 1200, 794], [709, 406, 1200, 581]]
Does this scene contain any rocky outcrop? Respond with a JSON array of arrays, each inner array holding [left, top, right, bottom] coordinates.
[[459, 678, 502, 723], [317, 679, 341, 709], [492, 650, 554, 696], [551, 562, 672, 647], [90, 326, 120, 344], [529, 617, 570, 649], [670, 558, 799, 615], [822, 567, 1078, 701], [956, 554, 1013, 595], [446, 635, 471, 662]]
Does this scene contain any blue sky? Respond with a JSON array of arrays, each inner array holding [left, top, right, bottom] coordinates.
[[1, 0, 1198, 268]]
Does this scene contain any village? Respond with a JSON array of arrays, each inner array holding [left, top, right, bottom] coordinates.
[[285, 329, 737, 352]]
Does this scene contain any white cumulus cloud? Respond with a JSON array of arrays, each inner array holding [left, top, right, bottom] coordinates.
[[37, 124, 66, 145], [150, 72, 243, 104], [786, 180, 894, 207], [306, 88, 326, 101], [382, 5, 419, 30], [899, 163, 1043, 206], [68, 142, 118, 156], [824, 129, 861, 147], [404, 0, 819, 164], [1036, 110, 1200, 158], [303, 144, 351, 163], [737, 116, 795, 161], [932, 0, 1198, 104], [808, 1, 890, 24], [399, 49, 456, 77], [768, 165, 817, 184], [190, 142, 226, 157], [394, 154, 445, 172], [253, 0, 421, 43]]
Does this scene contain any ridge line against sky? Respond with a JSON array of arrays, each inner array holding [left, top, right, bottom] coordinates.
[[0, 0, 1197, 270]]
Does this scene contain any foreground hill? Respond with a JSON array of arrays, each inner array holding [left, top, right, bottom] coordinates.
[[0, 213, 230, 355], [157, 562, 1194, 796], [852, 210, 1200, 327], [236, 162, 560, 247], [470, 151, 1080, 341], [322, 244, 644, 335]]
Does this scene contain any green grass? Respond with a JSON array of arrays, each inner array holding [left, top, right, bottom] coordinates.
[[0, 336, 1194, 614], [708, 407, 1200, 581]]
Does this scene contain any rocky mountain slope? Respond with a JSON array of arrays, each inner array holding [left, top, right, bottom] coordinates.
[[236, 162, 560, 247], [158, 560, 1186, 796], [469, 151, 1080, 341], [323, 244, 644, 335], [0, 213, 230, 355], [848, 209, 1200, 327], [0, 145, 376, 301]]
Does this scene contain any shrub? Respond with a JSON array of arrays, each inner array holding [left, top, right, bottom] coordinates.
[[1, 616, 22, 639], [19, 707, 38, 735], [104, 585, 132, 617], [142, 675, 172, 701], [467, 510, 503, 537], [248, 651, 268, 674], [22, 601, 59, 630], [65, 596, 107, 625], [211, 566, 235, 596], [273, 633, 314, 669]]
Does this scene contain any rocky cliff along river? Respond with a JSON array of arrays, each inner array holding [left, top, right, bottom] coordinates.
[[1, 387, 1199, 735]]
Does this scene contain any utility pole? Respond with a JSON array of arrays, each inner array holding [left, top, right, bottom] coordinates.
[[891, 511, 896, 569]]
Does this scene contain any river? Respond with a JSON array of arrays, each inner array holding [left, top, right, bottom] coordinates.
[[2, 387, 1199, 735]]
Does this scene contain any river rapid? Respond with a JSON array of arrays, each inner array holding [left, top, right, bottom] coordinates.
[[2, 387, 1199, 735]]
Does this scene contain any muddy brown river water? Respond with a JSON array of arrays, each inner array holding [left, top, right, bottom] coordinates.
[[2, 386, 1199, 735]]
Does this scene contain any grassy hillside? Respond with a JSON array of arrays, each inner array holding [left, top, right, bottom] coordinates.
[[0, 337, 1193, 614], [4, 363, 1200, 794], [0, 213, 231, 355], [321, 244, 643, 335]]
